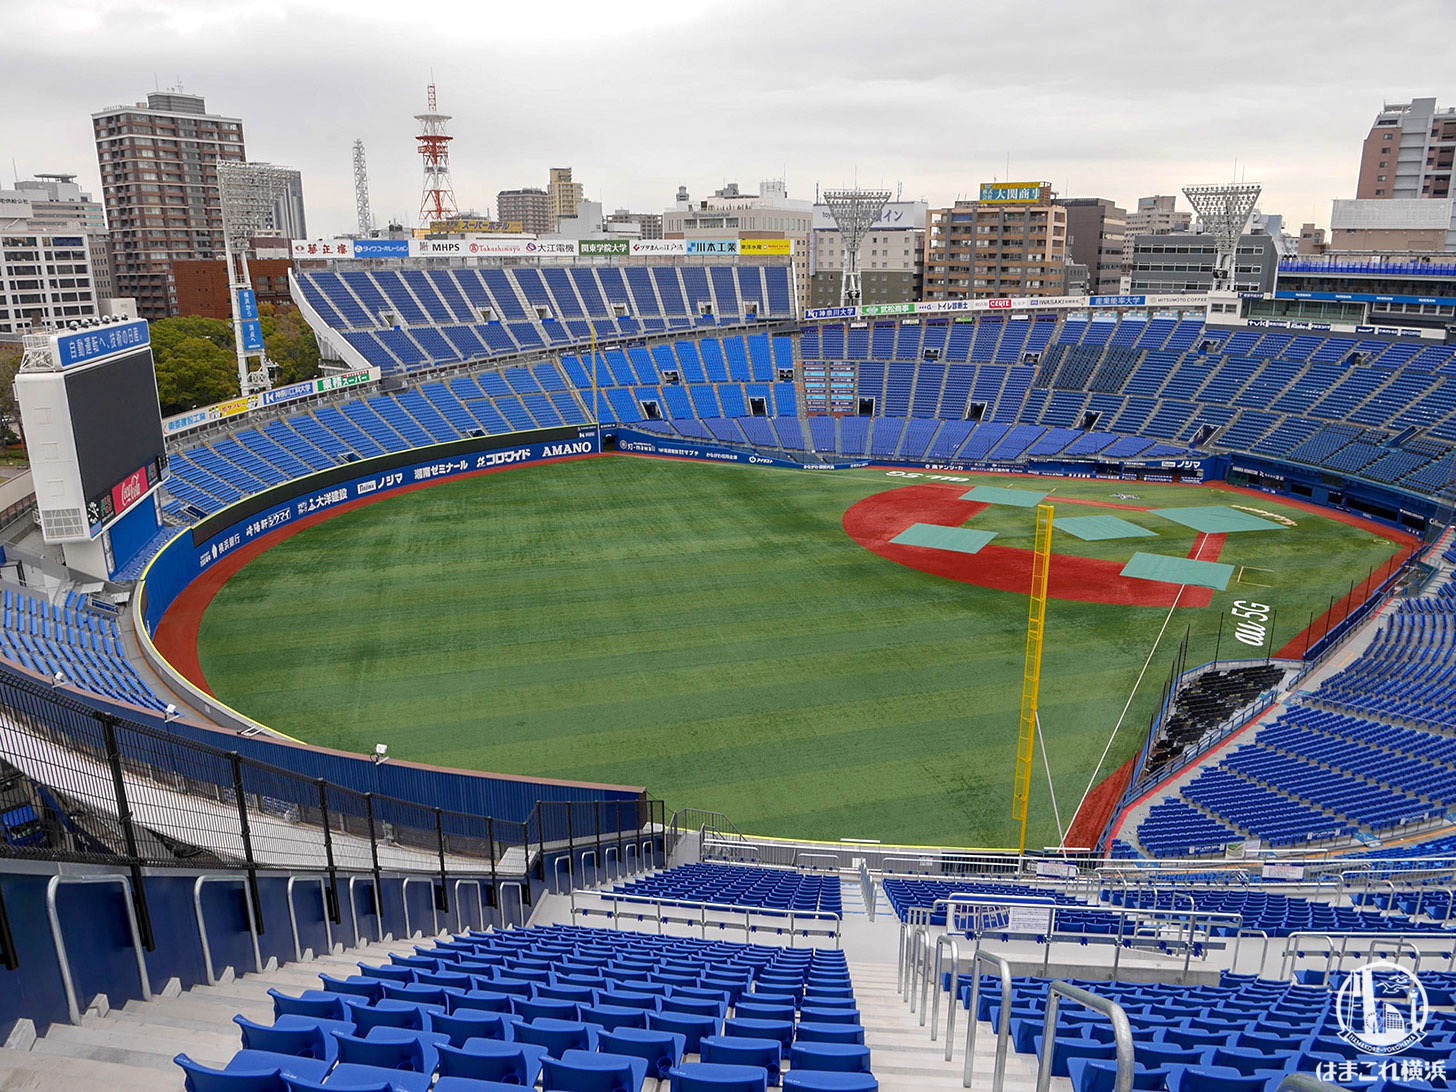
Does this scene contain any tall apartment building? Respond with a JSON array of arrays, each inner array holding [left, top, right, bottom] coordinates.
[[1122, 194, 1191, 271], [547, 168, 584, 229], [1055, 197, 1126, 295], [0, 234, 99, 337], [923, 183, 1068, 300], [91, 91, 246, 318], [663, 180, 813, 310], [496, 188, 551, 235], [1357, 98, 1455, 200], [1338, 98, 1456, 253], [809, 200, 926, 307]]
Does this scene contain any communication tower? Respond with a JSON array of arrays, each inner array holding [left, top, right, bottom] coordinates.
[[416, 83, 458, 228], [353, 139, 373, 238], [822, 188, 892, 307]]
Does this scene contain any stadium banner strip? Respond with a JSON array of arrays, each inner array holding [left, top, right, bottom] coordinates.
[[140, 426, 596, 636], [163, 368, 380, 437], [614, 431, 867, 470], [802, 293, 1208, 321], [613, 431, 1207, 480], [290, 236, 794, 259]]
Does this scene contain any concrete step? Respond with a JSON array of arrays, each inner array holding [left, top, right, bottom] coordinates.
[[0, 1049, 168, 1092], [27, 1023, 232, 1070]]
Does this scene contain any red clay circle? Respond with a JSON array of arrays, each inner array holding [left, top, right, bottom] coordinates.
[[842, 483, 1217, 608]]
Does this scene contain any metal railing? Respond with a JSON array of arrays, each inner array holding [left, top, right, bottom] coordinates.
[[47, 873, 152, 1025], [1278, 932, 1433, 982], [0, 659, 663, 959], [1034, 981, 1134, 1092], [568, 890, 842, 947], [963, 950, 1014, 1090]]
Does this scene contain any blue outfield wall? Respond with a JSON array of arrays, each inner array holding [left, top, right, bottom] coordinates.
[[133, 424, 644, 823]]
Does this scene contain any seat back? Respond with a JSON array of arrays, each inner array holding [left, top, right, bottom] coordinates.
[[331, 1030, 426, 1072], [436, 1041, 531, 1085]]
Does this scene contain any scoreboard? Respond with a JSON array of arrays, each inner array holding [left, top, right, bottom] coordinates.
[[16, 319, 167, 574]]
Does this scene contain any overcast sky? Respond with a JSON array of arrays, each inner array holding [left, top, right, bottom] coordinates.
[[5, 0, 1453, 238]]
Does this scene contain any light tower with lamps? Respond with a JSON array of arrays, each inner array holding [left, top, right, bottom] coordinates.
[[218, 161, 297, 395], [822, 187, 893, 307], [1181, 182, 1261, 291]]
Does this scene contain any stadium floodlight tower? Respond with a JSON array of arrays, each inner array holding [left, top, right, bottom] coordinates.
[[219, 161, 296, 395], [353, 138, 373, 238], [822, 187, 893, 307], [1181, 182, 1261, 292]]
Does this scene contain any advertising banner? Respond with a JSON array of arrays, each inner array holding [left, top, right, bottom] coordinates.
[[54, 320, 150, 370], [290, 238, 356, 259], [110, 465, 151, 521], [352, 239, 409, 259], [738, 239, 793, 256], [978, 181, 1045, 205], [629, 239, 687, 256], [580, 239, 631, 256], [162, 368, 379, 436], [686, 240, 740, 256]]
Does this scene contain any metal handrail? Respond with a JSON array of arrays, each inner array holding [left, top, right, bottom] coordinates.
[[400, 875, 438, 939], [794, 853, 841, 872], [909, 925, 930, 1012], [452, 879, 484, 933], [286, 875, 333, 961], [930, 934, 961, 1045], [194, 874, 262, 986], [899, 907, 930, 994], [348, 874, 378, 944], [964, 949, 1013, 1090], [859, 859, 877, 922], [498, 880, 526, 929], [571, 891, 842, 947], [554, 855, 574, 895], [1279, 931, 1427, 983], [46, 873, 152, 1025], [1034, 981, 1134, 1092]]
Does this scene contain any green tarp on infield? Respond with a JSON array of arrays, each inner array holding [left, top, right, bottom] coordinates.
[[891, 523, 998, 555], [959, 485, 1049, 508], [1150, 505, 1285, 534], [1121, 552, 1235, 590], [1056, 515, 1158, 542]]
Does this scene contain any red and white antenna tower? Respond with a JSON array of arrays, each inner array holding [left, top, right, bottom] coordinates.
[[415, 82, 458, 228]]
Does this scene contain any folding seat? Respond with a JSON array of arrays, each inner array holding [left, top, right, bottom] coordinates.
[[648, 1009, 720, 1055], [580, 1002, 651, 1031], [1170, 1067, 1273, 1092], [174, 1052, 318, 1092], [430, 1007, 513, 1047], [724, 1017, 795, 1049], [600, 989, 660, 1011], [701, 1034, 782, 1085], [663, 995, 727, 1020], [594, 1030, 684, 1083], [669, 1062, 769, 1092], [436, 1038, 549, 1087], [319, 974, 385, 1002], [381, 981, 453, 1007], [267, 989, 353, 1025], [348, 999, 438, 1035], [541, 1048, 650, 1092], [1067, 1058, 1170, 1092], [1031, 1033, 1117, 1078], [331, 1026, 446, 1078], [787, 1041, 873, 1074], [512, 994, 580, 1022], [232, 1015, 337, 1066], [359, 962, 416, 983], [447, 989, 513, 1014], [781, 1073, 877, 1091], [512, 1016, 600, 1055]]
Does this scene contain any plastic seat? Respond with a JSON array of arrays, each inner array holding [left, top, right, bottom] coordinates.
[[701, 1035, 783, 1086], [330, 1028, 440, 1075], [663, 995, 727, 1020], [512, 1016, 599, 1055], [175, 1054, 290, 1092], [431, 1007, 513, 1047], [581, 1002, 651, 1031], [449, 989, 514, 1014], [1068, 1059, 1171, 1092], [723, 1016, 795, 1049], [793, 1023, 865, 1047], [1032, 1034, 1116, 1078], [598, 1026, 687, 1083], [601, 990, 660, 1011], [433, 1079, 530, 1092], [512, 994, 580, 1022], [798, 1007, 859, 1026], [794, 1037, 875, 1071], [437, 1038, 550, 1086], [735, 1000, 796, 1022], [381, 981, 452, 1007], [781, 1073, 877, 1091], [360, 962, 417, 983], [319, 974, 385, 1002], [539, 982, 598, 1004], [1207, 1046, 1286, 1077], [349, 999, 437, 1035], [321, 1064, 431, 1091], [280, 1077, 392, 1092], [1171, 1066, 1275, 1092], [233, 1015, 337, 1065], [542, 1048, 650, 1092], [648, 1010, 720, 1054], [669, 1062, 770, 1092], [268, 989, 350, 1023]]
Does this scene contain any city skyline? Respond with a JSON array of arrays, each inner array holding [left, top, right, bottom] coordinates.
[[4, 0, 1454, 238]]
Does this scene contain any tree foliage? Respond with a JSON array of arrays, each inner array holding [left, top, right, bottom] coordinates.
[[0, 344, 21, 449], [259, 303, 322, 386], [149, 316, 239, 415]]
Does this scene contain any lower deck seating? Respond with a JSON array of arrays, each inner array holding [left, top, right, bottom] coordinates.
[[174, 922, 870, 1092], [614, 863, 843, 916]]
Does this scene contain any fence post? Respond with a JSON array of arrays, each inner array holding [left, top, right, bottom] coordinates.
[[365, 794, 383, 923], [434, 808, 450, 917], [317, 779, 341, 925], [0, 883, 17, 970], [487, 817, 498, 919], [565, 804, 574, 893], [594, 801, 603, 886], [536, 803, 545, 882], [99, 713, 155, 951], [229, 752, 265, 936]]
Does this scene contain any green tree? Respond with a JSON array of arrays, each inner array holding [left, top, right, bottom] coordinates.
[[150, 322, 240, 415], [0, 345, 21, 453], [258, 303, 322, 386]]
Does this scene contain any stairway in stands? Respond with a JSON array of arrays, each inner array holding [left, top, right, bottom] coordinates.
[[0, 934, 424, 1091]]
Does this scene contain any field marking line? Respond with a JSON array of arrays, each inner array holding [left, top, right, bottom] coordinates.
[[1068, 533, 1213, 826]]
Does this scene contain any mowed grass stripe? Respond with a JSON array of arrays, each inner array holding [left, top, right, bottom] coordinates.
[[197, 459, 1401, 847]]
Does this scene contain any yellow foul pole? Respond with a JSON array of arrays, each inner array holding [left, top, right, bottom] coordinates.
[[1014, 503, 1055, 855]]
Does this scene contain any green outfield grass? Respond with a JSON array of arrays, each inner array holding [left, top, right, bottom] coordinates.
[[195, 458, 1402, 848]]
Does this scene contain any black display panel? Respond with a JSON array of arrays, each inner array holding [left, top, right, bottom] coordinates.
[[63, 348, 166, 521]]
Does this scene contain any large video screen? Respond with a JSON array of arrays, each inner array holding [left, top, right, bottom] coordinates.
[[64, 348, 167, 525]]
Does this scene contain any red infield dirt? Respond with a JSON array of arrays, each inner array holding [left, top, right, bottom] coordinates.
[[841, 483, 1220, 608]]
